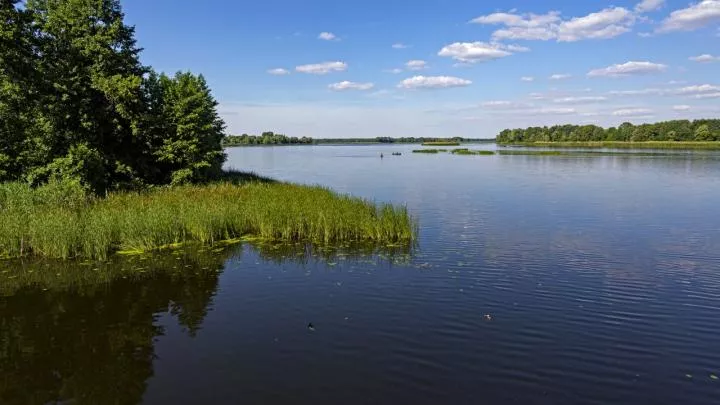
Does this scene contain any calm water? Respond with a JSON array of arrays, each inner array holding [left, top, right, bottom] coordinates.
[[2, 144, 720, 404]]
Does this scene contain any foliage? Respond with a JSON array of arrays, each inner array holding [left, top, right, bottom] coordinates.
[[0, 178, 417, 260], [421, 141, 461, 146], [412, 149, 440, 153], [451, 148, 495, 155], [224, 131, 313, 146], [496, 120, 720, 144], [0, 0, 226, 193]]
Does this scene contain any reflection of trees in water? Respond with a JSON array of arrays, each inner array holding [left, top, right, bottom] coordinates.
[[0, 241, 414, 405], [0, 246, 236, 405]]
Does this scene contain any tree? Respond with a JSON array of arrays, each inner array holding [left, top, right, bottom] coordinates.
[[153, 72, 226, 185], [694, 124, 713, 141]]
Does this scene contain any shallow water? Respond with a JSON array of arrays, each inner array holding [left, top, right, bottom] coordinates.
[[2, 144, 720, 404]]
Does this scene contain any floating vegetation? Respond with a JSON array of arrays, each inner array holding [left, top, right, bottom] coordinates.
[[421, 141, 461, 146], [0, 179, 417, 260], [496, 150, 696, 157], [412, 149, 440, 154], [451, 148, 495, 156], [499, 141, 720, 150]]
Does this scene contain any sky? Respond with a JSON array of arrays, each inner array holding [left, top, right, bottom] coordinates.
[[122, 0, 720, 138]]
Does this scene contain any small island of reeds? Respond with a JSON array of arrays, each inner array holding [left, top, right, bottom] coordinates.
[[451, 149, 495, 155], [412, 149, 440, 154], [422, 141, 461, 146], [0, 176, 417, 260]]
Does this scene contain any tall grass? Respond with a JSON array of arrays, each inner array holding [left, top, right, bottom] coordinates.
[[412, 149, 440, 154], [0, 179, 417, 260], [500, 141, 720, 150], [421, 141, 461, 146], [451, 148, 495, 155]]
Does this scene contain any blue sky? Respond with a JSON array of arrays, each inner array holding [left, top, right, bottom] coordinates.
[[123, 0, 720, 138]]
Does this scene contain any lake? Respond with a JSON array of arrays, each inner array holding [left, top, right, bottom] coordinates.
[[2, 144, 720, 405]]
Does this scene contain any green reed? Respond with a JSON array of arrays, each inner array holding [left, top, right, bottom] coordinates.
[[0, 179, 417, 260], [412, 149, 440, 153]]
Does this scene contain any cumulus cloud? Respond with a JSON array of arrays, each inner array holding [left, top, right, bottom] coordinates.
[[392, 43, 409, 49], [658, 0, 720, 32], [673, 105, 691, 111], [267, 68, 290, 75], [550, 73, 572, 80], [674, 84, 720, 95], [612, 108, 653, 116], [318, 32, 338, 41], [635, 0, 665, 13], [437, 42, 515, 63], [553, 96, 608, 103], [521, 76, 535, 82], [689, 54, 720, 62], [471, 7, 638, 42], [587, 61, 667, 77], [693, 92, 720, 98], [527, 107, 577, 115], [405, 60, 428, 70], [397, 75, 472, 89], [296, 61, 348, 74], [608, 88, 664, 96], [385, 68, 403, 74], [328, 81, 375, 91]]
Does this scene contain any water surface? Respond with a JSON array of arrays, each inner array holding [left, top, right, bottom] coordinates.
[[2, 144, 720, 404]]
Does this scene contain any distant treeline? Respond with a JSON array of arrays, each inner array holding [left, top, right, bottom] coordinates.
[[496, 120, 720, 143], [224, 134, 491, 146]]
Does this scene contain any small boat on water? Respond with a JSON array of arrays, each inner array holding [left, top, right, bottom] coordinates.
[[392, 152, 402, 156]]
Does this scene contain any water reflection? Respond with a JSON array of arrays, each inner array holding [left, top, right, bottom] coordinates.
[[0, 242, 411, 405]]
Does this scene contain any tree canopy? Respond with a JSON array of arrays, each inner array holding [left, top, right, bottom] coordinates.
[[0, 0, 226, 193], [496, 120, 720, 144]]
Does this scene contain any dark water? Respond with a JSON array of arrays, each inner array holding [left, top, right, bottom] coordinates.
[[3, 144, 720, 405]]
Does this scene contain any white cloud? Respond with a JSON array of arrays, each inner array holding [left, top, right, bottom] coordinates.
[[385, 68, 404, 74], [392, 43, 409, 49], [658, 0, 720, 32], [267, 68, 290, 75], [558, 7, 636, 41], [587, 61, 667, 77], [609, 88, 664, 96], [318, 32, 338, 41], [674, 84, 720, 95], [472, 7, 637, 42], [296, 61, 348, 74], [553, 96, 608, 103], [437, 42, 514, 63], [673, 105, 691, 111], [528, 107, 577, 115], [694, 92, 720, 98], [689, 54, 720, 62], [397, 75, 472, 89], [328, 81, 375, 91], [550, 74, 572, 80], [405, 60, 428, 70], [635, 0, 665, 13], [612, 108, 653, 116], [521, 76, 535, 82]]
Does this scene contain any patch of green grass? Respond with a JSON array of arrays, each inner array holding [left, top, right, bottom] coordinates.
[[421, 141, 461, 146], [0, 176, 417, 260], [497, 150, 564, 156], [451, 148, 495, 155], [412, 149, 440, 154], [499, 141, 720, 150]]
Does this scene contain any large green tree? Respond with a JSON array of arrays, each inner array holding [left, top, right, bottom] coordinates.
[[1, 0, 226, 193]]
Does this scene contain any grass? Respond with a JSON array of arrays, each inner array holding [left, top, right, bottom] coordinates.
[[451, 148, 495, 155], [412, 149, 440, 153], [498, 141, 720, 150], [497, 150, 564, 156], [0, 176, 417, 260], [421, 141, 461, 146], [496, 150, 698, 157]]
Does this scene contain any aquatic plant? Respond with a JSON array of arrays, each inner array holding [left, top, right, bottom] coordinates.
[[0, 178, 417, 260], [412, 149, 440, 154], [498, 141, 720, 150], [451, 149, 495, 155], [421, 141, 461, 146]]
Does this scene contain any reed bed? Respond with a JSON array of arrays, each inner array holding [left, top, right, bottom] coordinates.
[[412, 149, 440, 154], [421, 141, 461, 146], [499, 141, 720, 150], [0, 180, 417, 260], [451, 149, 495, 155]]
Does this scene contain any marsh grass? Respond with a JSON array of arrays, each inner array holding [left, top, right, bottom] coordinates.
[[0, 178, 417, 260], [500, 141, 720, 150], [451, 148, 495, 155], [412, 149, 440, 154], [421, 141, 461, 146]]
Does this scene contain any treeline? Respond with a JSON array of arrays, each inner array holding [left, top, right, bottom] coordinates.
[[224, 135, 490, 146], [0, 0, 225, 193], [496, 120, 720, 143], [224, 132, 313, 146]]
